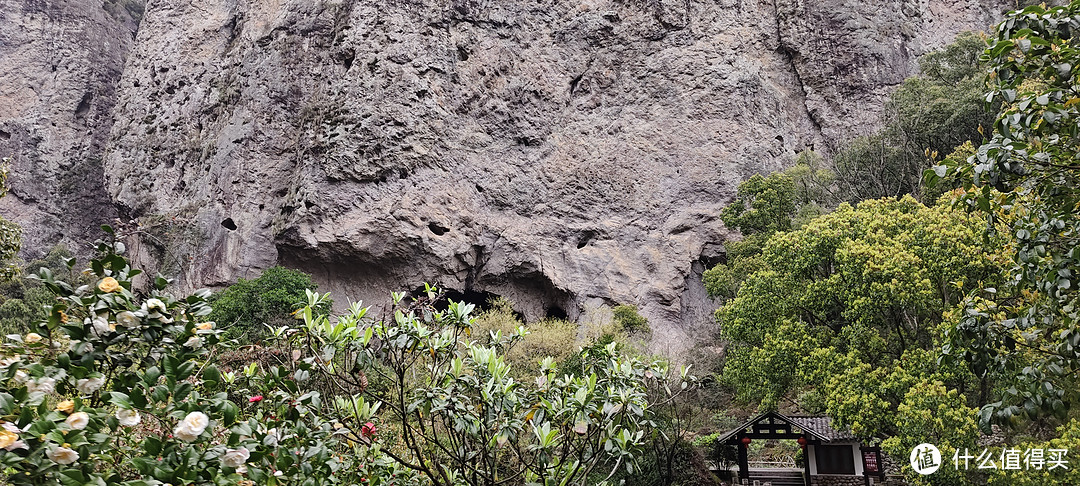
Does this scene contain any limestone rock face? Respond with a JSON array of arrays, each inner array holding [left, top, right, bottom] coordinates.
[[0, 0, 142, 253], [5, 0, 1011, 353]]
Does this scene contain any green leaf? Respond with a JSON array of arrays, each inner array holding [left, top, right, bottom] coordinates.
[[222, 401, 238, 426], [58, 469, 86, 486]]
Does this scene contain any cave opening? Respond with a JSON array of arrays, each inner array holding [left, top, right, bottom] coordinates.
[[545, 306, 568, 320], [221, 218, 237, 230], [576, 230, 597, 249], [408, 286, 525, 321]]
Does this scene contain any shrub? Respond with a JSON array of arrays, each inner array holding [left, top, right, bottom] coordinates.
[[611, 304, 649, 335], [208, 266, 329, 342], [0, 235, 694, 486], [470, 297, 580, 376], [0, 238, 394, 485]]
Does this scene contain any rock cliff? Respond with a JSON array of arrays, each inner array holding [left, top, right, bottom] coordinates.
[[0, 0, 141, 253], [2, 0, 1011, 353]]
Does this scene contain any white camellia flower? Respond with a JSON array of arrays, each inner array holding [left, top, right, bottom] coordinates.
[[27, 377, 56, 394], [117, 408, 141, 427], [65, 412, 90, 430], [12, 370, 28, 384], [91, 317, 112, 337], [183, 336, 202, 349], [173, 411, 210, 442], [23, 333, 42, 344], [116, 311, 140, 328], [221, 447, 250, 468], [47, 445, 79, 464], [146, 298, 167, 313], [0, 355, 20, 368], [264, 428, 279, 447], [76, 377, 105, 395]]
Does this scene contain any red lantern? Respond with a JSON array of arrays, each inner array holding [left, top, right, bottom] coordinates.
[[797, 437, 807, 449], [741, 437, 752, 447]]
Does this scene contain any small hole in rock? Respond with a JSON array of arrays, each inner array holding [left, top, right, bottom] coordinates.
[[221, 218, 237, 231], [428, 222, 449, 236], [576, 230, 596, 249]]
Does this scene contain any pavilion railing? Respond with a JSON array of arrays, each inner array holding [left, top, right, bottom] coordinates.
[[746, 457, 798, 468]]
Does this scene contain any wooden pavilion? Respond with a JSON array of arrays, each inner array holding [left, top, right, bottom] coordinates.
[[717, 412, 885, 486]]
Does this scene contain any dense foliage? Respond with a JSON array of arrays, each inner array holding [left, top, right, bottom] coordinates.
[[0, 159, 20, 281], [207, 266, 328, 341], [712, 197, 1000, 415], [937, 0, 1080, 431], [706, 15, 1080, 483], [0, 236, 696, 485]]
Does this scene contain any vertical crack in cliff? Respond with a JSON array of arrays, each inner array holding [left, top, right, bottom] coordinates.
[[772, 0, 824, 140]]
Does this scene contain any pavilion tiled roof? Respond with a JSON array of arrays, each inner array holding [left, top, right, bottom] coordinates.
[[717, 411, 859, 444]]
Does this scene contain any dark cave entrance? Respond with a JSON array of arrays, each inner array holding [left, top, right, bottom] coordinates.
[[544, 306, 568, 320], [409, 286, 526, 322]]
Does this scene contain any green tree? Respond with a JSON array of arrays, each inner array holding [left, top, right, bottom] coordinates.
[[940, 1, 1080, 430], [713, 197, 1002, 483], [208, 266, 328, 341], [706, 168, 812, 302], [611, 304, 649, 335], [718, 197, 1001, 406], [719, 173, 797, 237], [832, 32, 994, 203]]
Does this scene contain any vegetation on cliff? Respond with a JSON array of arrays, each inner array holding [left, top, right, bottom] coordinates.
[[6, 2, 1080, 485], [703, 2, 1080, 484]]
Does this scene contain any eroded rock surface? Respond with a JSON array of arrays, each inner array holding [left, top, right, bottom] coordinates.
[[4, 0, 1010, 353], [0, 0, 142, 253]]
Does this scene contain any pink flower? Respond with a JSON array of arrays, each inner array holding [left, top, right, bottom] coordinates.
[[361, 422, 376, 438], [248, 395, 263, 403]]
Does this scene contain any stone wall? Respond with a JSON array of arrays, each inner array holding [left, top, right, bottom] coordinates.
[[810, 474, 867, 486]]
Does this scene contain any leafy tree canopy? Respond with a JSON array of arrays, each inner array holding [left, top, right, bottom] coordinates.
[[207, 266, 329, 340], [714, 197, 1002, 482], [939, 0, 1080, 431]]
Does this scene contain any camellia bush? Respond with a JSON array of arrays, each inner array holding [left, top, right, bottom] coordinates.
[[0, 228, 691, 486]]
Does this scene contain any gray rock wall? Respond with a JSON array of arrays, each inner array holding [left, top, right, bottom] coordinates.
[[3, 0, 1011, 354], [0, 0, 142, 253]]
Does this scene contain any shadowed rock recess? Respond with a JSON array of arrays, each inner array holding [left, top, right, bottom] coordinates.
[[3, 0, 1009, 353]]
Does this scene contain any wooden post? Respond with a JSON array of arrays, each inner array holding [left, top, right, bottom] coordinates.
[[738, 436, 749, 482], [802, 439, 812, 486]]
